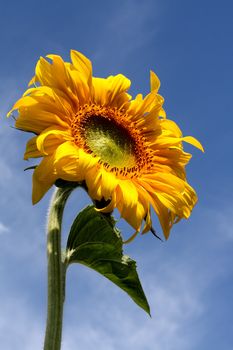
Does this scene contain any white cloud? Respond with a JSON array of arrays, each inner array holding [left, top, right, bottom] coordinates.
[[0, 159, 13, 186], [0, 252, 224, 350], [0, 221, 9, 234], [0, 77, 231, 350], [0, 201, 231, 350], [194, 204, 233, 243], [0, 297, 43, 350], [61, 263, 204, 350], [0, 79, 21, 119]]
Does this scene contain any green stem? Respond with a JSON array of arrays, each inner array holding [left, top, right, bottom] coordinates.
[[44, 187, 73, 350]]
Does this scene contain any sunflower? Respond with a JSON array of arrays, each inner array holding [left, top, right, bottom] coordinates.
[[8, 50, 203, 240]]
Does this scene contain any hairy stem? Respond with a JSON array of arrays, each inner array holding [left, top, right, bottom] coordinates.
[[44, 187, 73, 350]]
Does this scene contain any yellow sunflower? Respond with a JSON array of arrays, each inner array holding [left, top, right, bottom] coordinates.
[[8, 50, 203, 240]]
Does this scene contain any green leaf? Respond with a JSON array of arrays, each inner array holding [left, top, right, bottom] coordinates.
[[66, 205, 150, 315]]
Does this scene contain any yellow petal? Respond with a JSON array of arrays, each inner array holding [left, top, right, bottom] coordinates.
[[15, 108, 69, 134], [160, 119, 182, 137], [35, 56, 53, 86], [96, 191, 117, 213], [92, 77, 109, 106], [24, 136, 43, 160], [36, 126, 71, 155], [28, 75, 37, 87], [70, 50, 92, 85], [92, 74, 130, 108], [100, 168, 118, 200], [159, 108, 166, 118], [152, 200, 173, 240], [123, 231, 139, 244], [141, 209, 152, 234], [32, 156, 57, 204], [116, 182, 146, 232], [182, 136, 204, 152], [150, 70, 160, 92], [85, 166, 102, 200], [23, 85, 75, 117], [66, 66, 90, 104], [127, 92, 164, 121], [8, 96, 37, 116], [117, 180, 138, 209], [107, 74, 131, 106]]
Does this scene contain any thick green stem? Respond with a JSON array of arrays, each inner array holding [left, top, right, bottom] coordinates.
[[44, 187, 73, 350]]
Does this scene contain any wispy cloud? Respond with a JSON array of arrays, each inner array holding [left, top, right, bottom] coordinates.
[[0, 200, 232, 349], [0, 35, 232, 350], [0, 296, 43, 350], [211, 206, 233, 241], [0, 159, 13, 186], [107, 0, 158, 53], [61, 262, 204, 350], [0, 222, 9, 234], [92, 0, 160, 69], [0, 79, 21, 118], [0, 262, 203, 350], [0, 198, 210, 350]]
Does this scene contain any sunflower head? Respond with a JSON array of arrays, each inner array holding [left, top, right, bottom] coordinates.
[[8, 50, 203, 241]]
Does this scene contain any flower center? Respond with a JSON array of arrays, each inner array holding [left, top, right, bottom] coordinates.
[[84, 116, 136, 168], [71, 104, 152, 177]]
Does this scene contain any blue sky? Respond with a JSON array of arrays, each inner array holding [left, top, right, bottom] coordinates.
[[0, 0, 233, 349]]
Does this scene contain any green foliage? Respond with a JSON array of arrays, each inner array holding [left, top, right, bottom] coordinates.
[[66, 205, 150, 315]]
